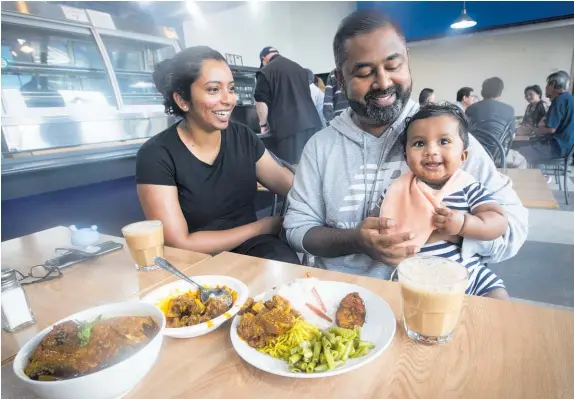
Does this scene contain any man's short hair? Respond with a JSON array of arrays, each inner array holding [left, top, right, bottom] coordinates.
[[418, 88, 434, 105], [456, 87, 474, 102], [403, 102, 470, 152], [547, 70, 571, 90], [481, 77, 504, 99], [333, 9, 405, 70]]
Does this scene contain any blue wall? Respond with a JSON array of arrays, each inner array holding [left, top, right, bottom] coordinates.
[[357, 1, 574, 41]]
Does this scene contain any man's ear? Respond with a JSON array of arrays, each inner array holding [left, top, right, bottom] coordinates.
[[461, 148, 469, 162]]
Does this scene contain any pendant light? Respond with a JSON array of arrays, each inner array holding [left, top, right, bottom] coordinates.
[[450, 1, 477, 29]]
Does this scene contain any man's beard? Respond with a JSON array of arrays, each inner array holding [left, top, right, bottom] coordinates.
[[349, 84, 412, 126]]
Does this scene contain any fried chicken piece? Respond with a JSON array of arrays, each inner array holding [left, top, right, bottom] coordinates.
[[336, 292, 366, 329]]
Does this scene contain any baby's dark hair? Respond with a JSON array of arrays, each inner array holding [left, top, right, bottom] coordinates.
[[153, 46, 226, 117], [403, 102, 470, 152]]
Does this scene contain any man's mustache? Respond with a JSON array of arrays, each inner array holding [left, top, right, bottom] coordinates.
[[365, 86, 400, 102]]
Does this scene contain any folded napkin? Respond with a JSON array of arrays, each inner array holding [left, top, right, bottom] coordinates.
[[379, 169, 475, 247]]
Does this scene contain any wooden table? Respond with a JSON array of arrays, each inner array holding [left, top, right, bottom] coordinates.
[[498, 168, 559, 208], [118, 251, 574, 399], [0, 226, 211, 363]]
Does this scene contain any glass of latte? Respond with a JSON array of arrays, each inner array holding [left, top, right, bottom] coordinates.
[[397, 256, 468, 344], [121, 220, 164, 271]]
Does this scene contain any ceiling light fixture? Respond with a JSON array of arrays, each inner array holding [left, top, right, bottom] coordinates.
[[450, 1, 477, 29]]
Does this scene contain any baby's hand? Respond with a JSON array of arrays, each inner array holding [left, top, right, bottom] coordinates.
[[433, 207, 464, 235]]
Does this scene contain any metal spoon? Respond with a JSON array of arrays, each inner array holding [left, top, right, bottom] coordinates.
[[153, 257, 233, 307]]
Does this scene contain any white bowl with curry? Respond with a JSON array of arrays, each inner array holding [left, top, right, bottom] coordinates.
[[140, 275, 249, 338], [13, 301, 165, 399]]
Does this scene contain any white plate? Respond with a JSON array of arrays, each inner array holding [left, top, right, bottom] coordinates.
[[141, 275, 249, 339], [230, 280, 396, 378]]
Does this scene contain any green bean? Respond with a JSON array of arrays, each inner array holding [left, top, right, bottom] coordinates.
[[299, 361, 308, 370], [305, 362, 316, 373], [358, 341, 375, 350], [319, 353, 326, 365], [324, 347, 336, 370], [341, 339, 354, 361], [302, 347, 313, 359], [349, 346, 368, 359], [330, 349, 341, 361], [349, 345, 356, 356], [330, 327, 356, 340], [290, 347, 300, 355], [322, 330, 337, 344], [312, 341, 321, 363], [314, 364, 328, 372], [289, 367, 302, 373], [322, 337, 331, 350], [289, 353, 301, 365]]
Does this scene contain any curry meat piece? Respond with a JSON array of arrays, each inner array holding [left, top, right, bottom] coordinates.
[[336, 292, 366, 329], [237, 295, 296, 348], [24, 317, 159, 381], [166, 295, 204, 319]]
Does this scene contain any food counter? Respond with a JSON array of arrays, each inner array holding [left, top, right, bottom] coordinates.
[[1, 2, 267, 240]]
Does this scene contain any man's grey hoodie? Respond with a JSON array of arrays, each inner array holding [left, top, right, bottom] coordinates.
[[284, 100, 528, 279]]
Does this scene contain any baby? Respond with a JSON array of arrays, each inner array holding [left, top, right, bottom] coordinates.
[[380, 103, 510, 300]]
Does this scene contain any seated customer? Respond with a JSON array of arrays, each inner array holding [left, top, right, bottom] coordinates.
[[519, 85, 549, 131], [136, 46, 299, 264], [418, 88, 436, 106], [466, 77, 516, 165], [516, 71, 574, 165], [455, 87, 475, 112], [379, 103, 509, 300]]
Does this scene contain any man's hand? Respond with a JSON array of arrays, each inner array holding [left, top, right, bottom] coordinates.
[[433, 207, 464, 235], [357, 217, 419, 266]]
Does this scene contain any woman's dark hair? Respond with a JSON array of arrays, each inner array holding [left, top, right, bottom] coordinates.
[[524, 85, 542, 97], [153, 46, 226, 116], [403, 102, 470, 152], [418, 88, 434, 105], [481, 77, 504, 99], [456, 87, 473, 102], [333, 9, 404, 70]]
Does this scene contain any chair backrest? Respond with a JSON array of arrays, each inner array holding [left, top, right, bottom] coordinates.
[[471, 127, 508, 168], [266, 150, 296, 216]]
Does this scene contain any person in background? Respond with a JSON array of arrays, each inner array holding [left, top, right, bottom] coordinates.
[[517, 85, 549, 135], [307, 69, 327, 127], [315, 75, 326, 92], [255, 46, 323, 164], [323, 68, 349, 124], [418, 88, 436, 106], [516, 71, 574, 165], [137, 46, 299, 264], [466, 77, 516, 163], [284, 10, 527, 280], [455, 87, 476, 112]]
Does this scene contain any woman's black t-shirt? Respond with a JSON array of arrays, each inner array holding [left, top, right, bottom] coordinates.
[[136, 121, 265, 233]]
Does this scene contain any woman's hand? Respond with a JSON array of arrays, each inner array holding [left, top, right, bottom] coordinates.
[[256, 216, 284, 236]]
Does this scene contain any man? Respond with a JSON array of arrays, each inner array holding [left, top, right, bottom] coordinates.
[[418, 88, 435, 106], [284, 10, 528, 279], [306, 69, 327, 127], [254, 47, 323, 164], [516, 71, 574, 164], [466, 77, 516, 163], [456, 87, 475, 112], [323, 68, 350, 124]]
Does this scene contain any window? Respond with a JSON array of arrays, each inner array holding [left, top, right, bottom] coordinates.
[[101, 35, 175, 105], [1, 23, 115, 110]]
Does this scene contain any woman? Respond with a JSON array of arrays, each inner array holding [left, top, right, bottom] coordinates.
[[136, 46, 299, 263], [520, 85, 549, 130]]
